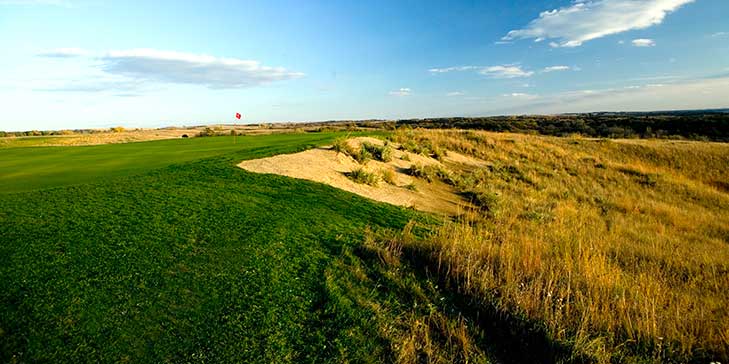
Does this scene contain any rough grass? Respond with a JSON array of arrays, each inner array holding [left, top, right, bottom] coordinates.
[[381, 169, 397, 185], [383, 129, 729, 363], [361, 142, 393, 162], [346, 167, 380, 186]]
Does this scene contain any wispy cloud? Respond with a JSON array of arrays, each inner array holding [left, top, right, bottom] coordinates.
[[632, 38, 656, 47], [0, 0, 70, 6], [430, 65, 533, 78], [710, 31, 728, 37], [542, 65, 571, 73], [428, 66, 480, 74], [37, 48, 89, 58], [503, 92, 538, 99], [36, 48, 304, 91], [446, 91, 465, 97], [389, 88, 411, 96], [99, 49, 304, 89], [503, 0, 694, 47], [479, 66, 534, 78], [491, 77, 729, 115]]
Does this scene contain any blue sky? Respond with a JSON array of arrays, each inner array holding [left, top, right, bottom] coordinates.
[[1, 0, 728, 131]]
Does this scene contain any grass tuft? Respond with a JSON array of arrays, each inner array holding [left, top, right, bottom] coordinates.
[[381, 169, 397, 185], [346, 167, 380, 185], [361, 142, 393, 162]]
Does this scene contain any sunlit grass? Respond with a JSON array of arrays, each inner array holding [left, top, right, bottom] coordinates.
[[383, 129, 729, 362]]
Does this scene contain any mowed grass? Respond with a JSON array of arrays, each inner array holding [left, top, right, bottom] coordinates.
[[376, 129, 729, 363], [0, 132, 469, 363], [0, 134, 341, 193]]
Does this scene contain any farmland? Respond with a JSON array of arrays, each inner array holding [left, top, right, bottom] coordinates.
[[1, 130, 728, 363]]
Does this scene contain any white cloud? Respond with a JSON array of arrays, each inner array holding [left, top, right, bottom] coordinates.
[[431, 65, 533, 78], [479, 65, 534, 78], [99, 49, 304, 89], [710, 32, 728, 37], [446, 91, 465, 97], [542, 65, 571, 72], [632, 38, 656, 47], [503, 92, 539, 100], [389, 88, 411, 96], [503, 0, 693, 47], [428, 66, 480, 73], [37, 48, 89, 58], [37, 48, 304, 91]]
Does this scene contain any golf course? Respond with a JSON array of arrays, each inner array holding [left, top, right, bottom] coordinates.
[[2, 129, 728, 363], [1, 132, 435, 363]]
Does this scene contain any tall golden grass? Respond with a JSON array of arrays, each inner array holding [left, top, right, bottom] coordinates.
[[382, 129, 729, 362]]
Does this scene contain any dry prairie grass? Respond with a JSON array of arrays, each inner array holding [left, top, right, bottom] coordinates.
[[380, 129, 729, 363], [0, 129, 193, 147]]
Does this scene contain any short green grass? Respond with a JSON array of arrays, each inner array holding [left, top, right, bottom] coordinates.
[[0, 134, 337, 193], [0, 132, 452, 363]]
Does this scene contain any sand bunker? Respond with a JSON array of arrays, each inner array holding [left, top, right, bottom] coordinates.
[[237, 137, 481, 215]]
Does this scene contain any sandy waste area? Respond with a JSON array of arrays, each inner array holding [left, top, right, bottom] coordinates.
[[237, 137, 485, 215]]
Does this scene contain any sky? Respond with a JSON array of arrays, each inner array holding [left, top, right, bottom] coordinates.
[[1, 0, 728, 131]]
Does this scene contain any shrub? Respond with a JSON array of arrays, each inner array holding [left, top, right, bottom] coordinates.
[[489, 164, 535, 185], [346, 167, 379, 185], [407, 164, 433, 182], [381, 169, 397, 185], [431, 146, 447, 160], [353, 147, 373, 163], [462, 189, 499, 213], [400, 140, 430, 155], [407, 164, 455, 185], [361, 142, 393, 162], [331, 137, 351, 155], [198, 127, 217, 137], [432, 165, 457, 185]]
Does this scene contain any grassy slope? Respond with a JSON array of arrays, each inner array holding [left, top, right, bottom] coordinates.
[[381, 130, 729, 363], [0, 133, 458, 363]]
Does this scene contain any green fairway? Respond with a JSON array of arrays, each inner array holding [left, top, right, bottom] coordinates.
[[0, 133, 343, 193], [0, 132, 472, 363]]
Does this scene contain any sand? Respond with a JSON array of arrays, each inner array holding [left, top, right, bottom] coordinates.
[[237, 137, 480, 215]]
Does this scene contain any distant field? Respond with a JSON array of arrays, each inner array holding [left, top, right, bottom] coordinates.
[[0, 129, 193, 148]]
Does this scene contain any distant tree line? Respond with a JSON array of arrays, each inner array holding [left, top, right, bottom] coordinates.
[[396, 111, 729, 142]]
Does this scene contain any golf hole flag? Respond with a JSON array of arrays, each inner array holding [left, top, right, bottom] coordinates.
[[235, 112, 241, 120]]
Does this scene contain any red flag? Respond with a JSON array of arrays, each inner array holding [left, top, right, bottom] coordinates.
[[235, 112, 241, 120]]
